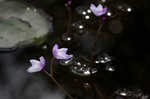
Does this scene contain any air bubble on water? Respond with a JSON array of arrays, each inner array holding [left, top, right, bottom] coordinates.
[[83, 69, 91, 75], [82, 11, 87, 15], [87, 9, 91, 13], [94, 60, 100, 64], [91, 68, 98, 74], [115, 89, 131, 97], [71, 62, 98, 76], [127, 7, 132, 12], [78, 25, 84, 29], [105, 64, 115, 72], [42, 45, 47, 50], [94, 53, 112, 64], [117, 4, 132, 13], [85, 15, 90, 20], [71, 61, 92, 76], [76, 6, 88, 15], [114, 88, 149, 98], [83, 64, 87, 67], [72, 21, 85, 29], [120, 92, 127, 96], [74, 61, 82, 66], [72, 21, 87, 35], [62, 33, 73, 42], [107, 12, 112, 16]]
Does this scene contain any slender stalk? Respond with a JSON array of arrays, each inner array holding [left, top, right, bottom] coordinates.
[[90, 23, 104, 62], [65, 3, 72, 34], [50, 57, 55, 76], [92, 82, 104, 99], [92, 24, 104, 51], [43, 69, 73, 99]]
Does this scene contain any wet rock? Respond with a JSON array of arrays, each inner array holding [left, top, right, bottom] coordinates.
[[0, 1, 53, 50]]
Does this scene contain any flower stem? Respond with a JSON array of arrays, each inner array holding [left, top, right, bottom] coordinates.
[[91, 82, 104, 99], [50, 57, 55, 76], [90, 23, 104, 62], [65, 3, 72, 34], [43, 69, 73, 99]]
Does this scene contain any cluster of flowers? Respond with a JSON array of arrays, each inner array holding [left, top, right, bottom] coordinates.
[[27, 3, 107, 73], [27, 44, 73, 73]]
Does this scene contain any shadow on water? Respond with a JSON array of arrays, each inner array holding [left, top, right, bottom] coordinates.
[[1, 0, 150, 99]]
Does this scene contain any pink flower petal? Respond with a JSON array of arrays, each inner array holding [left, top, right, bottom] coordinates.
[[30, 59, 41, 67], [27, 66, 42, 73], [52, 44, 73, 60], [97, 4, 103, 10], [27, 56, 46, 73], [90, 3, 107, 16], [39, 56, 45, 66], [90, 3, 96, 10]]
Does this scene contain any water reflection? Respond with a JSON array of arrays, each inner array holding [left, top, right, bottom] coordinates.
[[0, 0, 150, 99], [114, 88, 149, 99], [0, 51, 65, 99]]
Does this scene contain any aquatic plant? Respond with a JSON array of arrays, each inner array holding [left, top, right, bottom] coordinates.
[[90, 3, 107, 16], [26, 0, 136, 99], [52, 44, 73, 60], [27, 56, 45, 73]]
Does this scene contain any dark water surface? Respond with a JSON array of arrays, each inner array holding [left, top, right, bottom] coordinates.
[[1, 0, 150, 99]]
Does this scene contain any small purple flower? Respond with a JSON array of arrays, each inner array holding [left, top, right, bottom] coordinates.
[[52, 44, 73, 60], [27, 56, 45, 73], [67, 0, 72, 5], [90, 3, 107, 16], [102, 16, 107, 21]]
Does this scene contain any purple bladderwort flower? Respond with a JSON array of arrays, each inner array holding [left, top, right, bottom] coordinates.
[[27, 56, 45, 73], [102, 16, 107, 21], [52, 44, 73, 60], [90, 3, 107, 16], [67, 0, 72, 5]]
